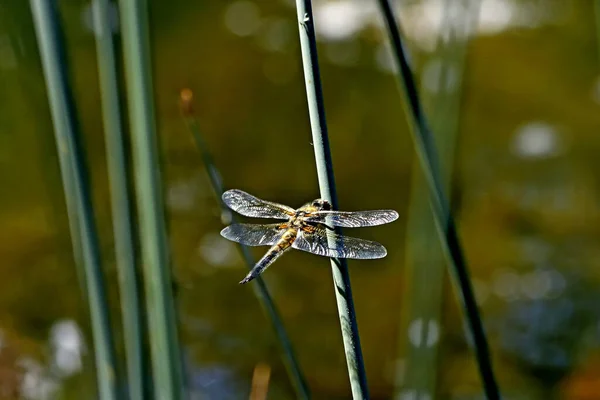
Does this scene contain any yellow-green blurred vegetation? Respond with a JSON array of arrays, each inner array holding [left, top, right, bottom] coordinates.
[[1, 0, 600, 398]]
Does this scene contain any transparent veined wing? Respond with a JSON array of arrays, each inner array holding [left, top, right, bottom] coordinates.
[[220, 223, 287, 246], [222, 189, 294, 219], [304, 210, 399, 228], [292, 226, 387, 259]]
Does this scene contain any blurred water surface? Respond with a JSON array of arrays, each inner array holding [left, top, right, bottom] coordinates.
[[1, 0, 600, 398]]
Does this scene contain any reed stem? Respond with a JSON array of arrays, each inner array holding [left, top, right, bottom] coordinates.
[[396, 0, 481, 396], [92, 1, 145, 399], [376, 1, 500, 398], [118, 0, 184, 398], [180, 103, 311, 399], [29, 1, 119, 398], [294, 1, 369, 398]]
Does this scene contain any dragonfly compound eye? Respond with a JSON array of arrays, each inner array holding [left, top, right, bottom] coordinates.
[[312, 199, 331, 210], [321, 200, 332, 210]]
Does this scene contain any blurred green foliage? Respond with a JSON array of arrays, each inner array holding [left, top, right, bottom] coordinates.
[[1, 0, 600, 398]]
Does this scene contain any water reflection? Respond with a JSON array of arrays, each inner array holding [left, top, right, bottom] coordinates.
[[313, 2, 375, 42], [224, 1, 262, 37], [186, 362, 244, 400], [197, 233, 239, 270], [492, 267, 566, 302], [512, 122, 561, 159], [20, 357, 59, 400], [14, 319, 86, 399], [492, 269, 521, 302], [498, 295, 588, 388], [167, 178, 204, 212], [1, 0, 597, 398], [256, 18, 292, 53], [49, 320, 86, 378]]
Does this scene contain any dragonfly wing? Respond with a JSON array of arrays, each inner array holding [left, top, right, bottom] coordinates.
[[222, 189, 294, 219], [221, 223, 286, 246], [305, 210, 399, 228], [292, 227, 387, 259]]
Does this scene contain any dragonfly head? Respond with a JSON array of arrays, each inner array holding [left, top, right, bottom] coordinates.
[[311, 199, 332, 211]]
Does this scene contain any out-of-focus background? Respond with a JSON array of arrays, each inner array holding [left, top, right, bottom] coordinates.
[[1, 0, 600, 398]]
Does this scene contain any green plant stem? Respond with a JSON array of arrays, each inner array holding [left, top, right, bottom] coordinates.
[[182, 115, 310, 400], [396, 0, 481, 397], [92, 1, 145, 399], [294, 1, 369, 398], [118, 1, 184, 398], [29, 1, 119, 399], [376, 1, 500, 398]]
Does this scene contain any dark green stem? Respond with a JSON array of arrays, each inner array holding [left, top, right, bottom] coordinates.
[[118, 0, 184, 398], [294, 1, 369, 398], [182, 113, 310, 399], [376, 1, 500, 398], [395, 0, 481, 397], [29, 1, 119, 399], [92, 1, 145, 399]]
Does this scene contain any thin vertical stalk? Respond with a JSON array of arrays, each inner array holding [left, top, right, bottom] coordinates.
[[92, 1, 145, 399], [376, 1, 500, 398], [395, 0, 481, 397], [294, 1, 369, 398], [63, 165, 86, 291], [179, 93, 310, 399], [118, 1, 184, 398], [29, 1, 119, 399]]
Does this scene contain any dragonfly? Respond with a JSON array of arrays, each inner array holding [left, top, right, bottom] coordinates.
[[220, 189, 399, 284]]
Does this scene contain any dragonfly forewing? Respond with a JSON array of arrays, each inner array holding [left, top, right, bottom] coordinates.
[[222, 189, 295, 219], [305, 210, 399, 228]]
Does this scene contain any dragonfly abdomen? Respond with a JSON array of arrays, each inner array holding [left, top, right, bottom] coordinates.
[[239, 229, 298, 284]]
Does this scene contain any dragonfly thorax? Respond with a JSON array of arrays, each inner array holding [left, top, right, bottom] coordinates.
[[290, 198, 332, 227], [289, 214, 308, 228]]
